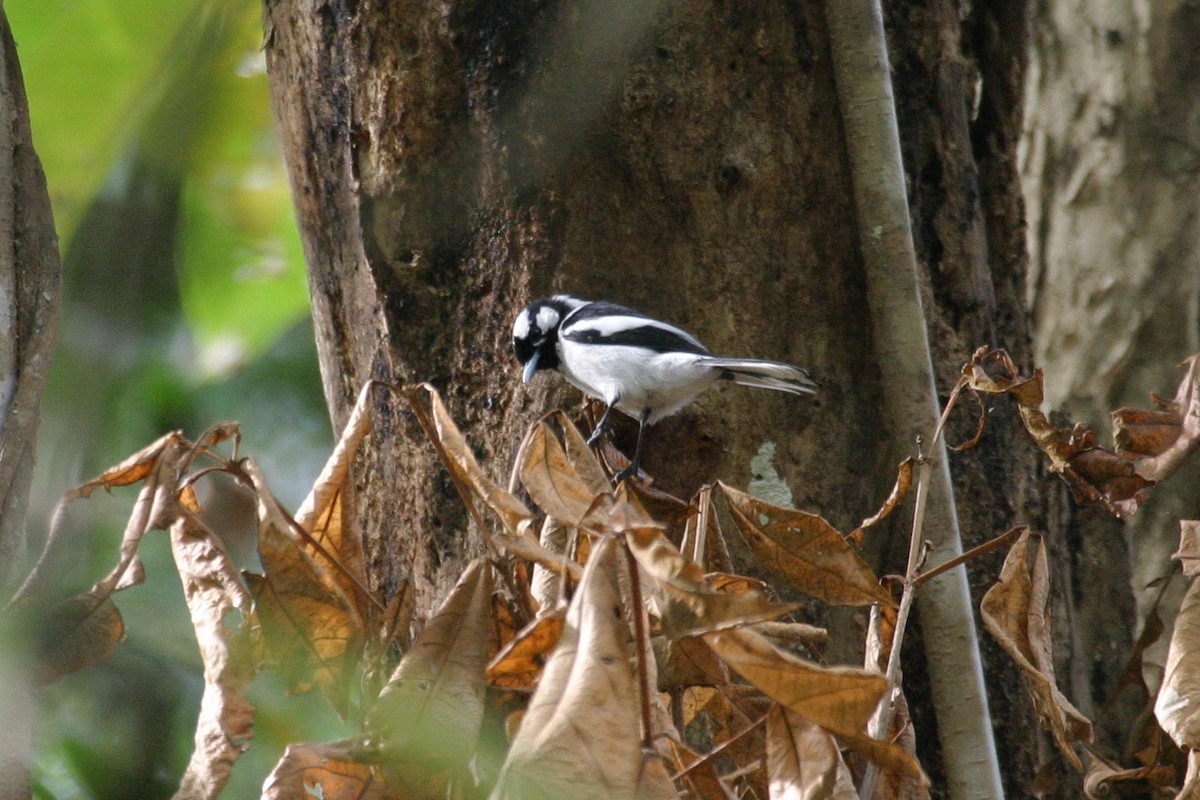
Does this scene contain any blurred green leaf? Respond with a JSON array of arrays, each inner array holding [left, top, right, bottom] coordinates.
[[8, 0, 199, 237], [11, 0, 308, 367]]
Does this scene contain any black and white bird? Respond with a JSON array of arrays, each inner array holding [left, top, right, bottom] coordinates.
[[512, 295, 817, 480]]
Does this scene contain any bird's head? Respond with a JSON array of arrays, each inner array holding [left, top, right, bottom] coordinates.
[[512, 295, 586, 383]]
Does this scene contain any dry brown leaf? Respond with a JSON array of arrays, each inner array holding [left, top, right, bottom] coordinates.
[[1177, 521, 1200, 578], [654, 635, 727, 690], [635, 752, 679, 800], [409, 386, 589, 583], [170, 514, 258, 800], [408, 383, 532, 535], [292, 380, 374, 619], [1156, 573, 1200, 750], [59, 429, 211, 501], [766, 704, 857, 800], [245, 458, 363, 716], [530, 516, 570, 613], [36, 593, 124, 686], [981, 529, 1092, 767], [69, 432, 193, 595], [487, 608, 566, 690], [1179, 753, 1200, 800], [850, 458, 915, 544], [719, 483, 894, 607], [368, 558, 493, 785], [624, 477, 695, 532], [490, 537, 644, 800], [1081, 749, 1174, 799], [965, 348, 1163, 516], [864, 603, 897, 674], [26, 429, 256, 797], [707, 573, 771, 595], [668, 739, 738, 799], [625, 526, 798, 639], [705, 626, 926, 786], [261, 741, 395, 800], [520, 421, 606, 527], [753, 622, 829, 648], [32, 430, 234, 685], [868, 691, 929, 800], [679, 685, 735, 740], [547, 410, 611, 496], [1115, 355, 1200, 481]]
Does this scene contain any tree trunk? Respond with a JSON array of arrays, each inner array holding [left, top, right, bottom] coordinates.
[[0, 8, 63, 798], [264, 0, 1113, 795], [1023, 0, 1200, 774]]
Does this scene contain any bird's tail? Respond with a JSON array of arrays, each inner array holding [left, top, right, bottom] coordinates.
[[700, 357, 819, 396]]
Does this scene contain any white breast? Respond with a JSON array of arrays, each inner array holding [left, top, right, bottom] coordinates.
[[556, 339, 719, 424]]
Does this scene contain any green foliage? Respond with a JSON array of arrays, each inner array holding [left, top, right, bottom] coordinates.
[[9, 0, 308, 367]]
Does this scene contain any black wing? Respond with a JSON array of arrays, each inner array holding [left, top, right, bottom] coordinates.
[[561, 302, 711, 355]]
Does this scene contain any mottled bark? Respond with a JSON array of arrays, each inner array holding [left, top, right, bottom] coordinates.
[[1023, 0, 1198, 782], [264, 0, 1082, 795]]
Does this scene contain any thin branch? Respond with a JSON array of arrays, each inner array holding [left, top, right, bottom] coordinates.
[[824, 0, 1002, 796]]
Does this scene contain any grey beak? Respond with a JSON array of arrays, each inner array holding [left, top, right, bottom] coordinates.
[[522, 352, 540, 384]]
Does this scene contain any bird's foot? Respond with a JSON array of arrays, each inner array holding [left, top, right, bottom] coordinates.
[[613, 463, 642, 483], [586, 423, 611, 447]]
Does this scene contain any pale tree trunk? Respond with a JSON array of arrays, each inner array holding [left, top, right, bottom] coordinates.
[[1023, 0, 1200, 761], [264, 0, 1100, 794], [0, 8, 63, 799]]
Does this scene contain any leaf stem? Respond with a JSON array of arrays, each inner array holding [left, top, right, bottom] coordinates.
[[623, 539, 654, 749]]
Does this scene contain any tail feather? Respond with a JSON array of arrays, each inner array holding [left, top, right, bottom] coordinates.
[[700, 357, 819, 396]]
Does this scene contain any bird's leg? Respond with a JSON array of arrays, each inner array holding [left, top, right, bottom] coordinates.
[[586, 400, 619, 446], [614, 409, 650, 483]]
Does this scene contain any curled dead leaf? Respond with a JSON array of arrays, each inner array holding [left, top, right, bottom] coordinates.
[[964, 348, 1200, 517], [1177, 521, 1200, 578], [291, 380, 377, 621], [170, 515, 257, 800], [1114, 354, 1200, 481], [520, 421, 607, 527], [407, 383, 533, 536], [625, 526, 797, 639], [1156, 573, 1200, 749], [850, 458, 915, 543], [981, 530, 1092, 768], [1082, 749, 1174, 799]]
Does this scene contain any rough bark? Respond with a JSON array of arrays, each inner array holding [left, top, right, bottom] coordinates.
[[0, 8, 63, 799], [264, 0, 1082, 794]]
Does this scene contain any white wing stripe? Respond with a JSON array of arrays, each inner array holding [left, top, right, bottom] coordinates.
[[564, 315, 705, 349]]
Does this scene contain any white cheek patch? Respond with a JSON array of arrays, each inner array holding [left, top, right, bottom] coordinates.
[[512, 313, 532, 340], [536, 306, 560, 335]]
